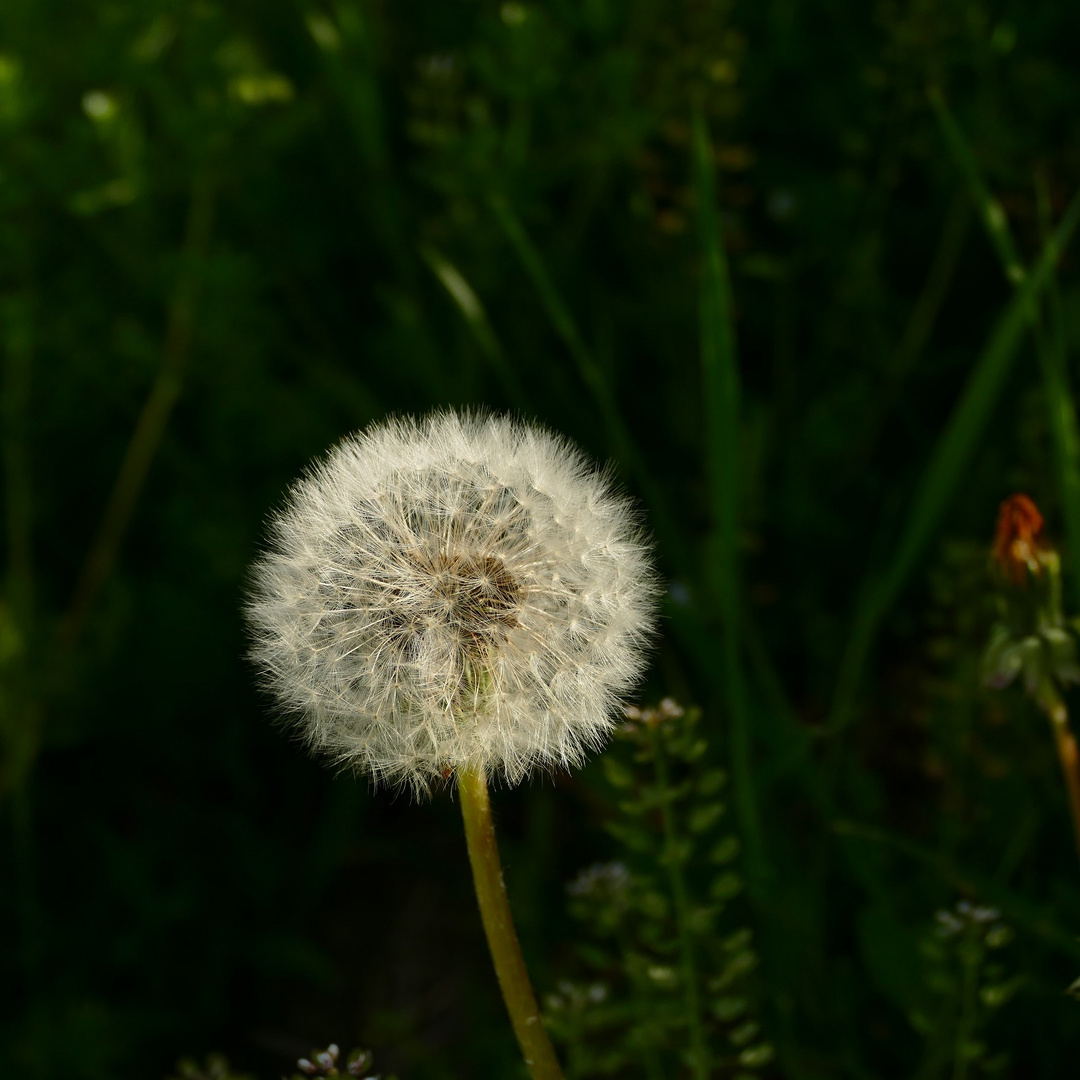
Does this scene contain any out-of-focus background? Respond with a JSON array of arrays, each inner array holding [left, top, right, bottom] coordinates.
[[4, 2, 1080, 1078]]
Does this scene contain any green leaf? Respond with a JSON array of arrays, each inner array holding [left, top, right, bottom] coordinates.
[[710, 872, 744, 900], [710, 835, 741, 863], [687, 802, 725, 834], [712, 995, 748, 1021], [602, 756, 636, 789]]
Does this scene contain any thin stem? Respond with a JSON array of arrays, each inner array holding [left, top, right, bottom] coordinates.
[[59, 172, 215, 646], [13, 781, 50, 1075], [457, 765, 564, 1080], [651, 727, 710, 1080], [692, 107, 768, 893], [951, 927, 980, 1080], [1046, 698, 1080, 869], [486, 192, 690, 578]]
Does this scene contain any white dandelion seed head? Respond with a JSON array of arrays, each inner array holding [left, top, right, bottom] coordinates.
[[245, 409, 659, 796]]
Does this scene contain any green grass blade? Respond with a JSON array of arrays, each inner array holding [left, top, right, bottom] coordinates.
[[928, 86, 1025, 284], [419, 243, 529, 409], [59, 173, 217, 647], [1035, 176, 1080, 611], [487, 193, 607, 399], [932, 88, 1080, 610], [834, 819, 1080, 961], [692, 106, 768, 886], [487, 191, 689, 574], [693, 108, 739, 618], [828, 190, 1080, 736], [2, 292, 34, 612]]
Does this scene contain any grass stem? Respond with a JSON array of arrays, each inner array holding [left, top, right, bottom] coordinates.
[[651, 726, 710, 1080], [691, 105, 769, 892], [59, 172, 215, 647], [951, 925, 979, 1080]]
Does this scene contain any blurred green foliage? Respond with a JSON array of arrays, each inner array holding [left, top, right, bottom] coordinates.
[[548, 701, 770, 1079], [4, 0, 1080, 1077]]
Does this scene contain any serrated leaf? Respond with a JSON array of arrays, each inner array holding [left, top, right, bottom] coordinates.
[[730, 1020, 760, 1046], [713, 995, 748, 1021], [715, 949, 757, 989], [682, 738, 709, 762], [738, 1043, 775, 1067], [688, 903, 721, 933], [723, 928, 753, 952], [606, 821, 654, 853], [576, 943, 611, 969], [980, 977, 1021, 1008], [688, 802, 725, 833], [710, 835, 740, 863], [697, 768, 728, 795], [647, 964, 678, 989], [616, 796, 651, 818], [711, 871, 743, 900], [602, 756, 636, 789], [638, 889, 670, 920], [660, 836, 694, 866]]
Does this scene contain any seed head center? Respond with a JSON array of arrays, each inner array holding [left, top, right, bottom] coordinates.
[[378, 550, 522, 659], [431, 552, 521, 638]]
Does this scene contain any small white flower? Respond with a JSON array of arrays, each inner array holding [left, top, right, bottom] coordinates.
[[246, 410, 658, 794]]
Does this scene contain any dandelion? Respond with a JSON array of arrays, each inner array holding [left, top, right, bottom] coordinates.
[[246, 409, 659, 1080], [246, 409, 656, 791]]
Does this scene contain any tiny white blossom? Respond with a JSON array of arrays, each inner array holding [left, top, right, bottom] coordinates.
[[246, 410, 658, 795]]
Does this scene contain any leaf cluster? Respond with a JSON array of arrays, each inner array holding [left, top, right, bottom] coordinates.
[[546, 703, 772, 1079]]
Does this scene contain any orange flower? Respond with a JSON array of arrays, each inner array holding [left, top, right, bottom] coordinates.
[[992, 493, 1046, 585]]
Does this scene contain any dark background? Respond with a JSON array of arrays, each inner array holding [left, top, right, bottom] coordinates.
[[3, 1, 1080, 1077]]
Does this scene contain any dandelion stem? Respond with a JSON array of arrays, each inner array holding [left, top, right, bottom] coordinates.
[[1046, 698, 1080, 869], [457, 765, 564, 1080]]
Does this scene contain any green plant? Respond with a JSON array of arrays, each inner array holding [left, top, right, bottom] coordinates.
[[547, 701, 771, 1079]]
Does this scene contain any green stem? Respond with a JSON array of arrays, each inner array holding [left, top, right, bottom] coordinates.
[[691, 106, 768, 895], [1045, 696, 1080, 870], [651, 728, 710, 1080], [59, 172, 215, 646], [13, 780, 49, 1075], [457, 765, 564, 1080], [951, 928, 980, 1080]]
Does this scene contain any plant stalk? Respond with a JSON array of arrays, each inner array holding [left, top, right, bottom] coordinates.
[[457, 765, 564, 1080], [651, 725, 710, 1080], [1047, 698, 1080, 869]]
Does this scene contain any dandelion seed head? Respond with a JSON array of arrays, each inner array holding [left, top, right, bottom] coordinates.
[[246, 410, 659, 795]]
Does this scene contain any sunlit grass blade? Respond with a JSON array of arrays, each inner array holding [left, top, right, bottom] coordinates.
[[932, 87, 1080, 611], [2, 294, 34, 613], [691, 106, 768, 888], [888, 192, 971, 385], [1, 292, 40, 802], [827, 190, 1080, 737], [928, 86, 1024, 285], [1035, 174, 1080, 611], [59, 174, 216, 646], [487, 191, 689, 573], [420, 243, 529, 408]]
